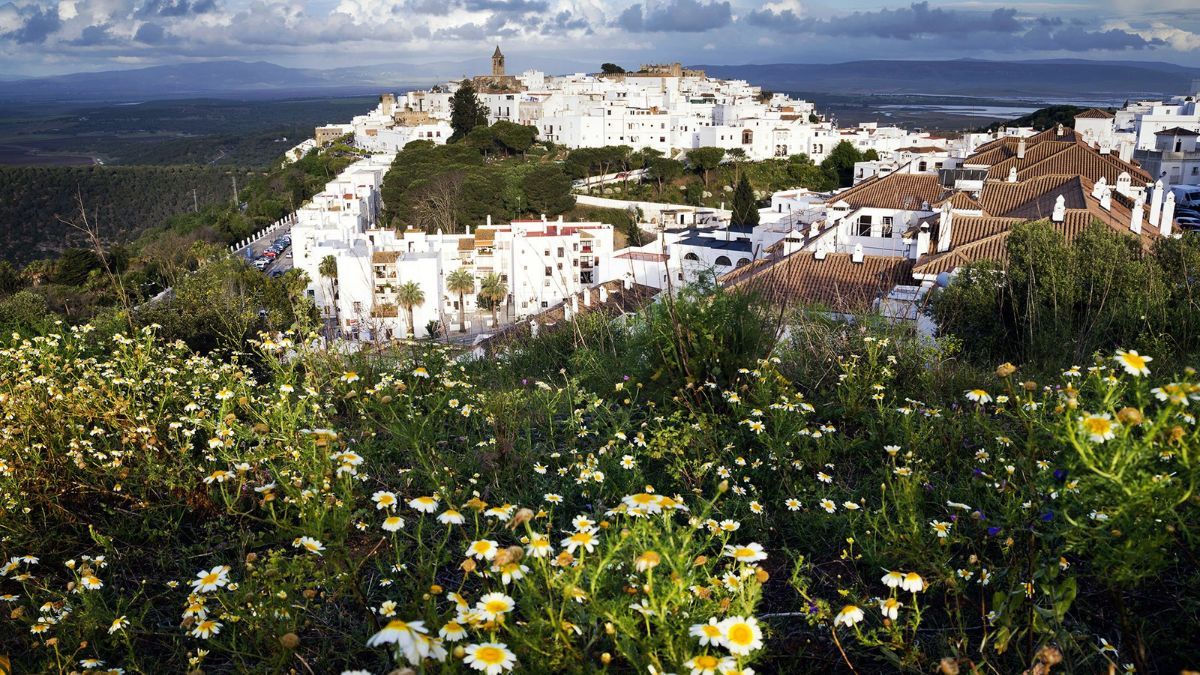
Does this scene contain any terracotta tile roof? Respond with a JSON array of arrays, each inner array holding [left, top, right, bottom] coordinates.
[[968, 138, 1150, 185], [937, 191, 982, 211], [978, 175, 1085, 219], [457, 238, 475, 251], [1155, 127, 1200, 136], [1014, 143, 1150, 185], [474, 228, 496, 244], [830, 173, 945, 211], [721, 251, 915, 313], [1075, 108, 1115, 119]]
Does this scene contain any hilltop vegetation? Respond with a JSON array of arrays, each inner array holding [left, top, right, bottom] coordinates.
[[980, 105, 1100, 132], [0, 165, 247, 264]]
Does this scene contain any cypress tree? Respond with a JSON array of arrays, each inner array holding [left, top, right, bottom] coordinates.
[[731, 174, 759, 227]]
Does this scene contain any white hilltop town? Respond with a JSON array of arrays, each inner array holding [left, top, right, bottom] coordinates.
[[277, 49, 1200, 346]]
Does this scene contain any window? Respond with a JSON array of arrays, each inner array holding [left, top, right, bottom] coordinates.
[[918, 161, 928, 172], [557, 247, 564, 257], [352, 301, 362, 314], [684, 252, 700, 261], [857, 215, 873, 237], [882, 216, 894, 237], [742, 130, 753, 145], [545, 266, 553, 277], [715, 255, 732, 267]]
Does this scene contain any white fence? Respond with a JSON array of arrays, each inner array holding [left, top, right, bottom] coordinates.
[[231, 213, 296, 256], [573, 194, 729, 231]]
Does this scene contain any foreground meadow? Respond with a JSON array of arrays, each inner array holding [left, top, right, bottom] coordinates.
[[0, 293, 1197, 673]]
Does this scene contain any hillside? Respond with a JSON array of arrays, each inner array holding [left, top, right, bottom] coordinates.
[[979, 104, 1099, 132], [0, 165, 251, 263]]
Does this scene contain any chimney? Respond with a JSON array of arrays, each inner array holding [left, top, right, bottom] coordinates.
[[1052, 194, 1066, 222], [1149, 180, 1164, 226], [1100, 187, 1112, 211], [583, 289, 591, 306], [1131, 192, 1145, 234], [1161, 192, 1176, 237], [1116, 172, 1132, 197], [1118, 141, 1134, 163], [1008, 166, 1017, 182], [623, 276, 632, 290], [936, 202, 953, 252], [558, 215, 564, 224], [814, 246, 828, 260], [467, 225, 472, 235], [541, 213, 547, 222], [914, 221, 931, 260], [852, 243, 864, 263], [571, 295, 579, 314], [486, 214, 492, 227], [529, 319, 539, 338], [599, 286, 609, 303], [1017, 137, 1026, 160], [1056, 123, 1064, 137], [1092, 176, 1107, 199]]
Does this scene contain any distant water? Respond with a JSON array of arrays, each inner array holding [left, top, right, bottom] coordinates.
[[876, 104, 1040, 118]]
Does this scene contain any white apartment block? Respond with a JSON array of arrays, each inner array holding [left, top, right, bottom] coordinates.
[[292, 156, 616, 341]]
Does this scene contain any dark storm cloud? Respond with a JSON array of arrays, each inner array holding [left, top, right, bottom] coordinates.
[[1, 3, 62, 44], [540, 9, 591, 35], [1021, 25, 1163, 51], [134, 21, 167, 43], [69, 23, 116, 46], [616, 0, 732, 33]]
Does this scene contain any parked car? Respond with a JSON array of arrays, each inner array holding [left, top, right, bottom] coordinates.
[[1175, 216, 1200, 230], [263, 250, 278, 259]]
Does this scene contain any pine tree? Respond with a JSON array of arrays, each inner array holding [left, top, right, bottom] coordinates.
[[731, 174, 759, 227], [450, 80, 490, 142]]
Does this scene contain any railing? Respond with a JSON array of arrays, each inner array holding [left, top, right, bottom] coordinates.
[[229, 213, 297, 256]]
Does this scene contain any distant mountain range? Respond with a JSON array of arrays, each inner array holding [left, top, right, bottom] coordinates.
[[694, 59, 1200, 102], [1, 58, 1197, 104]]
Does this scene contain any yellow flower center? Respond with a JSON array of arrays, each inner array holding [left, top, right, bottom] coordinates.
[[702, 624, 722, 637], [1121, 354, 1146, 370], [201, 573, 218, 585], [727, 623, 753, 645], [1083, 418, 1113, 434], [485, 600, 510, 614], [694, 655, 720, 667], [474, 646, 505, 664]]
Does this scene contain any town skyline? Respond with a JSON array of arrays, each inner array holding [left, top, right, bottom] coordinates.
[[2, 0, 1200, 78]]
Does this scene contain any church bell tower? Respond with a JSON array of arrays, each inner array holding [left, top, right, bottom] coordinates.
[[492, 45, 505, 77]]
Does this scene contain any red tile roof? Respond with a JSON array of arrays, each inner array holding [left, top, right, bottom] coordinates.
[[722, 251, 915, 313]]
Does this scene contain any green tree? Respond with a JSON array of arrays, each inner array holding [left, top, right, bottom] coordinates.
[[820, 141, 867, 188], [687, 147, 725, 188], [731, 174, 759, 227], [450, 79, 491, 142], [56, 248, 101, 287], [480, 273, 508, 327], [396, 281, 426, 338], [0, 261, 23, 297], [491, 121, 538, 157], [446, 268, 475, 333], [522, 165, 575, 216], [647, 157, 684, 197], [600, 63, 626, 74], [318, 255, 338, 319]]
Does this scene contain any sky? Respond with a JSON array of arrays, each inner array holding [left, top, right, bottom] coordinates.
[[2, 0, 1200, 77]]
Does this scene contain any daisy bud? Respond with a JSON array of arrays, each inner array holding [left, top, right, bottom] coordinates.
[[601, 653, 612, 665], [453, 646, 466, 659], [604, 622, 616, 635], [510, 508, 534, 528], [755, 567, 770, 583], [1116, 407, 1143, 426], [1023, 380, 1037, 392], [717, 480, 729, 493], [693, 555, 708, 566], [279, 632, 300, 649], [460, 558, 477, 573], [303, 589, 317, 599], [430, 584, 443, 594], [380, 395, 393, 404]]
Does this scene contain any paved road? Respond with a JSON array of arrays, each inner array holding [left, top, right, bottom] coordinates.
[[239, 225, 293, 275]]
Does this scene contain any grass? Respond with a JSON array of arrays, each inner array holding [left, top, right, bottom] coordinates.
[[0, 292, 1197, 673]]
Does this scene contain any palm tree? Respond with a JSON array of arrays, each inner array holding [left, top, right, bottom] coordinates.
[[479, 273, 508, 327], [445, 268, 475, 333], [318, 255, 338, 317], [395, 281, 426, 338]]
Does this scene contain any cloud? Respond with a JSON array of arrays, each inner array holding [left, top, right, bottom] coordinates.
[[747, 2, 1021, 39], [134, 21, 167, 43], [743, 2, 1167, 52], [616, 0, 731, 33], [464, 0, 548, 13], [69, 23, 116, 45], [138, 0, 218, 17], [1105, 20, 1200, 51], [0, 3, 62, 44]]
